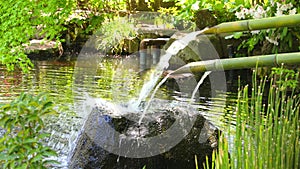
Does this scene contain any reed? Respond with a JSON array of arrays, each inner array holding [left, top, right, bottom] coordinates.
[[203, 67, 300, 169]]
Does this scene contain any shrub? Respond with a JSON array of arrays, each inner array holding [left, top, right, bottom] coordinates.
[[0, 93, 59, 168], [233, 1, 300, 55]]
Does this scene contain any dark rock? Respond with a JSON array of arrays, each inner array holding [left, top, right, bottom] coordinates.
[[164, 30, 251, 66], [68, 100, 218, 169], [194, 9, 217, 30], [164, 31, 223, 67]]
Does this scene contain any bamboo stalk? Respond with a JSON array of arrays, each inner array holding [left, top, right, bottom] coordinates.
[[172, 52, 300, 74], [203, 14, 300, 34]]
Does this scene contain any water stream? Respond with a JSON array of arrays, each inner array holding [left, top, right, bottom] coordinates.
[[190, 71, 212, 101], [138, 73, 171, 124], [132, 53, 173, 110], [133, 30, 207, 110]]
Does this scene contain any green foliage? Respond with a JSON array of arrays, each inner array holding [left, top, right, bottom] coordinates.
[[0, 0, 134, 72], [0, 93, 59, 168], [271, 67, 299, 89], [193, 0, 241, 23], [164, 0, 248, 25], [95, 17, 137, 54], [70, 0, 128, 35], [203, 67, 300, 169], [0, 0, 75, 72], [233, 1, 300, 55], [79, 0, 127, 13], [158, 7, 195, 30]]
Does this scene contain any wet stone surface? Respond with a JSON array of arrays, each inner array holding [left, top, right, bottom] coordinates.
[[68, 100, 218, 169]]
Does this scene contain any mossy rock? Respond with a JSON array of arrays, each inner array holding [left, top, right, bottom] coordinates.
[[194, 9, 217, 30]]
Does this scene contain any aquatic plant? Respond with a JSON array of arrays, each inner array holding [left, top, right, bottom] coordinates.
[[0, 93, 59, 168], [202, 67, 299, 169]]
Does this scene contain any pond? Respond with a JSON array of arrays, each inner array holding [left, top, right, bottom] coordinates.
[[0, 55, 251, 168]]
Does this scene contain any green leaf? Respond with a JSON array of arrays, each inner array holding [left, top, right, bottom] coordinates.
[[281, 27, 288, 40], [28, 114, 38, 122], [43, 159, 60, 165], [288, 33, 292, 48], [16, 163, 28, 169], [233, 32, 243, 39], [42, 149, 58, 157], [0, 153, 18, 161], [41, 110, 58, 116], [37, 133, 50, 139], [0, 104, 11, 112], [23, 138, 37, 144], [41, 101, 54, 113], [23, 145, 33, 151], [0, 116, 10, 127], [31, 154, 43, 162]]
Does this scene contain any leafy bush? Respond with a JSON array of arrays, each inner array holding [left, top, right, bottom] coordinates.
[[163, 0, 250, 25], [0, 93, 58, 168], [232, 0, 300, 54], [0, 0, 74, 72], [0, 0, 131, 72]]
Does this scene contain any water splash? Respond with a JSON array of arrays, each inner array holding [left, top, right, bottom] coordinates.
[[131, 53, 172, 111], [132, 30, 207, 110], [138, 71, 211, 124], [138, 73, 172, 124], [190, 71, 211, 101]]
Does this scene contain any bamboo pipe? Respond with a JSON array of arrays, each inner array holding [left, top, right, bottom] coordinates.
[[171, 52, 300, 74], [203, 14, 300, 34]]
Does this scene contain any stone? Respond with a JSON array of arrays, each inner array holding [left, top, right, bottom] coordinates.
[[164, 31, 224, 69], [122, 37, 140, 54], [194, 9, 217, 30], [164, 30, 250, 68], [68, 99, 218, 169], [24, 39, 63, 60]]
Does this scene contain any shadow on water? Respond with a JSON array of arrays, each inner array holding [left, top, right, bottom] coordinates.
[[0, 56, 252, 169]]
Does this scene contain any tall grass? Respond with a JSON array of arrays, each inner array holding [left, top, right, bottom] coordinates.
[[203, 67, 300, 169]]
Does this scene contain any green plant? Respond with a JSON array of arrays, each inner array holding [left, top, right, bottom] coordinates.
[[202, 67, 299, 169], [232, 1, 300, 55], [95, 17, 137, 54], [0, 0, 74, 72], [0, 93, 59, 168], [163, 0, 250, 25], [271, 67, 299, 89], [0, 0, 131, 72], [82, 0, 127, 13]]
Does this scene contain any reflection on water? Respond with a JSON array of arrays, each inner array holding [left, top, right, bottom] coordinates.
[[0, 57, 247, 168], [0, 57, 173, 167], [0, 60, 75, 104]]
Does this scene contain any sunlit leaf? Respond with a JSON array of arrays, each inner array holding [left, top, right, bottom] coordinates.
[[31, 154, 43, 162]]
